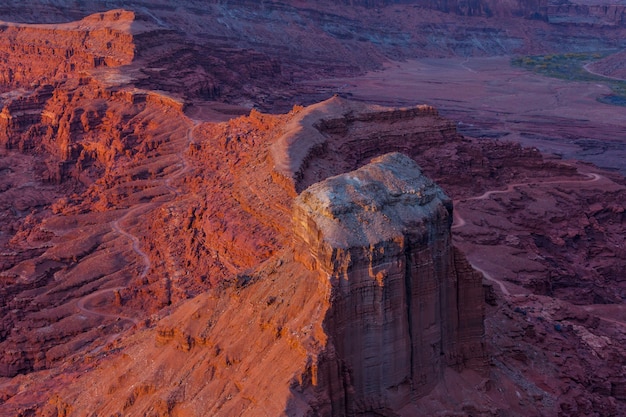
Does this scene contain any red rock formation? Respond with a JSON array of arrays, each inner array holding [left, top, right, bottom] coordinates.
[[292, 153, 486, 414], [0, 79, 195, 378], [2, 90, 626, 416], [400, 0, 546, 18], [0, 10, 135, 90], [270, 97, 460, 196], [0, 73, 191, 185], [2, 1, 624, 114]]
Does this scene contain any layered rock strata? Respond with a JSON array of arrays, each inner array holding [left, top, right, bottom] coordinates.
[[293, 152, 486, 414]]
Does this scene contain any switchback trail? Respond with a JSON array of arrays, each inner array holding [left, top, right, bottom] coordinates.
[[76, 286, 140, 325], [452, 171, 603, 297], [75, 119, 201, 330]]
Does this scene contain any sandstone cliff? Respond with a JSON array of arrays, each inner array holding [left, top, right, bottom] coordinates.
[[292, 153, 486, 415], [2, 1, 625, 115], [0, 10, 150, 185], [0, 78, 187, 185], [24, 151, 486, 417], [0, 4, 625, 411], [335, 0, 626, 23]]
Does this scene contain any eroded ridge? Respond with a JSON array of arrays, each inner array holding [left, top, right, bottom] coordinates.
[[270, 96, 455, 196]]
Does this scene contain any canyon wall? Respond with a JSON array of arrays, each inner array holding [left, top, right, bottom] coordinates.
[[0, 79, 183, 184], [3, 87, 626, 414], [4, 106, 490, 416], [1, 2, 624, 117], [547, 2, 626, 26], [339, 0, 626, 24], [399, 0, 546, 18], [0, 3, 625, 414], [292, 153, 486, 414], [0, 9, 146, 184]]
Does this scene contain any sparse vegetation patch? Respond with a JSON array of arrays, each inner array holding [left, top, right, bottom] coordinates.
[[512, 52, 626, 107]]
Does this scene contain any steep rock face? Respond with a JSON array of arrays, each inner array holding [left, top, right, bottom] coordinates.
[[292, 153, 486, 415], [0, 80, 174, 184], [411, 0, 547, 18], [269, 96, 555, 202], [0, 85, 193, 378], [2, 2, 625, 116], [3, 90, 626, 415]]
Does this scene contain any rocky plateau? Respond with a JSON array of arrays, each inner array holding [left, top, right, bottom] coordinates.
[[1, 1, 626, 417]]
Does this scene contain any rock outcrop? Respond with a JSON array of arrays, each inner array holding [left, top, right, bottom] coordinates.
[[338, 0, 626, 23], [270, 97, 460, 196], [405, 0, 547, 18], [2, 2, 626, 414], [2, 1, 625, 114], [292, 153, 486, 414]]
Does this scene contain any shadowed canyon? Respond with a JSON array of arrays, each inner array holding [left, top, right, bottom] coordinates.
[[1, 1, 626, 416]]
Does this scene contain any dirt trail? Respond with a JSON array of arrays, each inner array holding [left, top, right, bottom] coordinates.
[[471, 264, 510, 296], [582, 304, 626, 327], [165, 121, 199, 196], [76, 286, 140, 325], [75, 120, 200, 328], [452, 171, 603, 297], [583, 62, 626, 82], [454, 172, 601, 211]]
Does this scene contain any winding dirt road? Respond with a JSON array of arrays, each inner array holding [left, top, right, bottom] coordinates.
[[452, 171, 603, 297], [583, 62, 626, 82], [76, 286, 140, 325], [75, 120, 201, 329]]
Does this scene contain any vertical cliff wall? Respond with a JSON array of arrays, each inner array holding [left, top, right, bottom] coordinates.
[[293, 152, 486, 415]]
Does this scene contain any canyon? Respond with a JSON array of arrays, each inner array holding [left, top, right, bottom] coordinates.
[[0, 1, 626, 416]]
